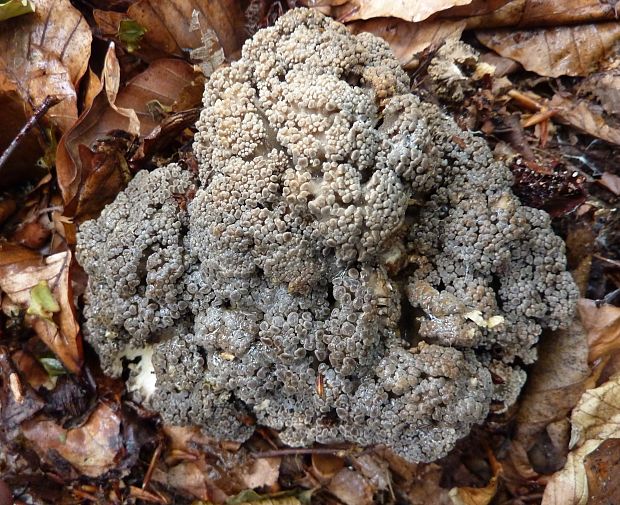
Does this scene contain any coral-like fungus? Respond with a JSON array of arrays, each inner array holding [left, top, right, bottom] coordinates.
[[76, 8, 577, 462]]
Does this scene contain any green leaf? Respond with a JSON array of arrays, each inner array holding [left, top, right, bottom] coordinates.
[[0, 0, 35, 22], [39, 356, 69, 377], [117, 19, 147, 53], [27, 280, 60, 320]]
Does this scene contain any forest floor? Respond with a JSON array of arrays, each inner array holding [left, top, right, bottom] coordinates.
[[0, 1, 619, 504]]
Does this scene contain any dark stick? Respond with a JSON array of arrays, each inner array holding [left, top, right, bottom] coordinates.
[[252, 447, 353, 458], [0, 95, 62, 172]]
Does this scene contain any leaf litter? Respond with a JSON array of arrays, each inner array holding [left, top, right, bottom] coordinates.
[[0, 0, 619, 503]]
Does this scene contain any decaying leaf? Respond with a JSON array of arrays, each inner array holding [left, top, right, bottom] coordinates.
[[327, 468, 374, 505], [477, 22, 620, 77], [542, 372, 620, 505], [0, 244, 82, 373], [584, 438, 620, 505], [349, 18, 466, 69], [550, 94, 620, 146], [94, 0, 246, 61], [56, 44, 138, 222], [512, 321, 591, 474], [0, 347, 44, 432], [465, 0, 620, 29], [312, 0, 473, 23], [577, 299, 620, 363], [0, 0, 35, 21], [0, 0, 92, 132], [21, 403, 123, 478], [449, 452, 501, 505], [114, 58, 203, 136]]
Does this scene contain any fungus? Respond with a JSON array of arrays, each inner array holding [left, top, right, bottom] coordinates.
[[76, 8, 577, 462]]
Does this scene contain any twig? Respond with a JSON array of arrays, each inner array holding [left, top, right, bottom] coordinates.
[[0, 95, 62, 172], [142, 443, 162, 489], [507, 89, 543, 111], [252, 447, 353, 458], [522, 108, 557, 128], [595, 287, 620, 307]]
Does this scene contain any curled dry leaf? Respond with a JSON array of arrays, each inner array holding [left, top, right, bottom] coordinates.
[[56, 44, 138, 222], [577, 299, 620, 363], [542, 372, 620, 505], [349, 18, 466, 69], [512, 321, 591, 472], [311, 0, 473, 23], [0, 0, 91, 132], [449, 452, 501, 505], [549, 94, 620, 146], [21, 403, 123, 478], [0, 244, 82, 374], [477, 22, 620, 77]]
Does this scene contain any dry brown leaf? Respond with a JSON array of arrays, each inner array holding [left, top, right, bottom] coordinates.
[[0, 0, 91, 133], [21, 403, 122, 477], [311, 0, 473, 23], [349, 18, 466, 69], [465, 0, 619, 29], [577, 299, 620, 363], [327, 468, 374, 505], [449, 450, 501, 505], [241, 457, 281, 490], [550, 94, 620, 147], [542, 371, 620, 505], [599, 172, 620, 196], [511, 321, 591, 476], [127, 0, 246, 59], [115, 58, 203, 136], [477, 22, 620, 77], [0, 245, 82, 374], [589, 72, 620, 115], [56, 44, 138, 221], [584, 438, 620, 505]]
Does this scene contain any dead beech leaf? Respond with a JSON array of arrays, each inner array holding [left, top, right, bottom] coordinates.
[[312, 0, 473, 23], [21, 403, 122, 477], [0, 347, 44, 431], [513, 321, 591, 473], [327, 468, 374, 505], [0, 0, 92, 132], [584, 438, 620, 505], [114, 58, 203, 137], [477, 22, 620, 77], [577, 299, 620, 363], [349, 18, 466, 69], [127, 0, 246, 59], [449, 475, 498, 505], [56, 44, 138, 221], [598, 172, 620, 196], [0, 245, 82, 374], [241, 457, 281, 490], [155, 425, 247, 501], [465, 0, 619, 29], [542, 372, 620, 505], [550, 95, 620, 147]]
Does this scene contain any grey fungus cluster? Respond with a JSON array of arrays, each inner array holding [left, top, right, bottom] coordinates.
[[76, 8, 577, 463]]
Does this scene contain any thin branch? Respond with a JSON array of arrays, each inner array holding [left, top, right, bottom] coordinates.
[[0, 95, 62, 172]]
